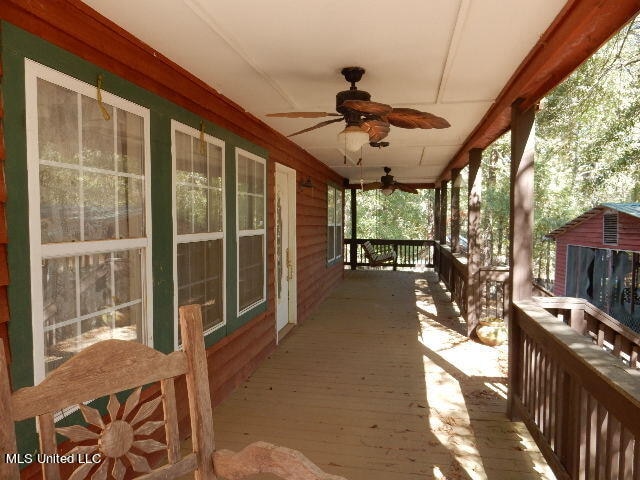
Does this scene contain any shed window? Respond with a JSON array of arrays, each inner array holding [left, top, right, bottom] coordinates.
[[25, 60, 152, 380], [236, 150, 266, 314], [603, 213, 618, 245], [172, 121, 225, 345]]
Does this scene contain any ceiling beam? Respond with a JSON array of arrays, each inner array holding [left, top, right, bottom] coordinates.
[[437, 0, 640, 182]]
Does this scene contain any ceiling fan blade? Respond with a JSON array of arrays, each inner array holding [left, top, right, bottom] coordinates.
[[396, 183, 419, 194], [340, 100, 393, 116], [286, 117, 344, 137], [361, 119, 390, 143], [361, 182, 382, 191], [267, 112, 341, 118], [387, 108, 450, 129]]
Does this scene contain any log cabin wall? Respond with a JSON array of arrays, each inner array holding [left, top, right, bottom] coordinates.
[[553, 210, 640, 296], [0, 0, 344, 468]]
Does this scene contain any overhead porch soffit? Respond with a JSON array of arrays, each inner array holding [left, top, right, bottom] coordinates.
[[9, 0, 639, 186]]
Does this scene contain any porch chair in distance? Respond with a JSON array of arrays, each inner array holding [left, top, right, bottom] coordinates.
[[0, 305, 347, 480], [361, 240, 396, 267]]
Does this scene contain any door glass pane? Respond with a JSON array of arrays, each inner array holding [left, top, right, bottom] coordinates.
[[37, 79, 79, 164], [192, 137, 208, 185]]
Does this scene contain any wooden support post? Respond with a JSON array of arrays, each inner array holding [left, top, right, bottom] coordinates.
[[451, 169, 461, 253], [466, 150, 482, 337], [350, 188, 357, 270], [508, 100, 535, 419], [440, 181, 448, 244], [433, 187, 441, 242]]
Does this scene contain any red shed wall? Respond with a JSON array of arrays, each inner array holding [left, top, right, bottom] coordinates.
[[553, 211, 640, 296]]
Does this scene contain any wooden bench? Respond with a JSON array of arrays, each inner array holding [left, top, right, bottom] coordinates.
[[0, 305, 347, 480], [361, 240, 397, 267]]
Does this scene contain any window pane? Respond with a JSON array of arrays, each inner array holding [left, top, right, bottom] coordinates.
[[114, 249, 143, 305], [239, 235, 264, 310], [238, 194, 249, 231], [79, 253, 113, 316], [40, 165, 81, 243], [192, 187, 209, 234], [253, 196, 264, 229], [117, 109, 144, 174], [43, 250, 143, 376], [176, 184, 193, 235], [37, 79, 79, 164], [208, 144, 222, 186], [192, 137, 208, 186], [237, 155, 248, 194], [83, 172, 116, 241], [118, 177, 144, 238], [175, 131, 191, 175], [328, 187, 335, 225], [81, 95, 114, 171], [177, 240, 223, 343], [209, 188, 223, 232]]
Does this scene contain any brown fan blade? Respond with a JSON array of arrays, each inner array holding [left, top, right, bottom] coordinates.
[[287, 117, 344, 137], [361, 119, 390, 143], [396, 183, 419, 194], [361, 182, 382, 191], [267, 112, 341, 118], [387, 108, 450, 129], [340, 100, 393, 116]]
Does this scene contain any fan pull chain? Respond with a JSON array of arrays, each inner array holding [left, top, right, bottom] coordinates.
[[96, 74, 111, 121]]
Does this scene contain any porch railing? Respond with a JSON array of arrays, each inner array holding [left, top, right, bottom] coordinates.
[[535, 296, 640, 369], [343, 239, 434, 270], [434, 244, 468, 316], [511, 300, 640, 479]]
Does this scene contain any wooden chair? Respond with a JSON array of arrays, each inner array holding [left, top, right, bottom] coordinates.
[[361, 241, 396, 267], [0, 305, 347, 480]]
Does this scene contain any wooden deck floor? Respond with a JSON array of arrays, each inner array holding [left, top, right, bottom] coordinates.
[[197, 270, 555, 479]]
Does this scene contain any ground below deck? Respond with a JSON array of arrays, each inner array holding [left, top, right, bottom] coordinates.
[[188, 270, 555, 479]]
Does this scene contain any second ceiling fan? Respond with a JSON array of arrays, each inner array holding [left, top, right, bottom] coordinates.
[[362, 167, 418, 195], [267, 67, 450, 151]]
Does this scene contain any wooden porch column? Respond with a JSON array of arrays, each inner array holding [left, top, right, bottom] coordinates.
[[439, 181, 448, 244], [508, 100, 535, 419], [466, 151, 482, 336], [350, 188, 357, 270], [433, 186, 441, 241], [450, 169, 461, 253]]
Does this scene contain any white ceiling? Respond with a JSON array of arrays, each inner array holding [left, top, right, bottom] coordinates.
[[82, 0, 567, 184]]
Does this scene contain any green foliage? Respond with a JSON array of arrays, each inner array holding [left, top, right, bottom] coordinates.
[[346, 188, 433, 240]]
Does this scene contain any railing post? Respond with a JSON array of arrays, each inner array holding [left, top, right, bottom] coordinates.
[[434, 186, 441, 243], [508, 100, 535, 419], [350, 188, 357, 270], [451, 168, 461, 253], [467, 149, 482, 336], [440, 181, 448, 244]]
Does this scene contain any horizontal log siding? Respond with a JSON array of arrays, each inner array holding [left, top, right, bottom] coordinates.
[[0, 2, 344, 476], [553, 211, 640, 296]]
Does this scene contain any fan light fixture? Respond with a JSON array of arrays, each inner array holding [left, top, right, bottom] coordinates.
[[337, 125, 370, 152], [381, 187, 394, 196]]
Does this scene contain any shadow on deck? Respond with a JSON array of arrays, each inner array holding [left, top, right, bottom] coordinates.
[[209, 270, 555, 479]]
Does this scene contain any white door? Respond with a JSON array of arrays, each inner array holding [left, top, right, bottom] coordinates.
[[275, 164, 297, 335]]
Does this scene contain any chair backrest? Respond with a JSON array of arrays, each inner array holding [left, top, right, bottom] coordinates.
[[0, 305, 215, 480]]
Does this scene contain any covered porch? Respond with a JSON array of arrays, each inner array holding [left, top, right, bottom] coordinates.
[[209, 270, 554, 479]]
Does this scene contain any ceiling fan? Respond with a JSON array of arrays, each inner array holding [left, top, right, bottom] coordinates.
[[361, 167, 418, 195], [267, 67, 450, 151]]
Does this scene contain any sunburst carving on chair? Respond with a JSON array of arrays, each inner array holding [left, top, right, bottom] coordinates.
[[56, 389, 164, 480]]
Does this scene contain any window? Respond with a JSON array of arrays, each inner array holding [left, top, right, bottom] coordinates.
[[25, 60, 151, 381], [236, 149, 266, 314], [172, 121, 225, 344], [327, 185, 343, 263]]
